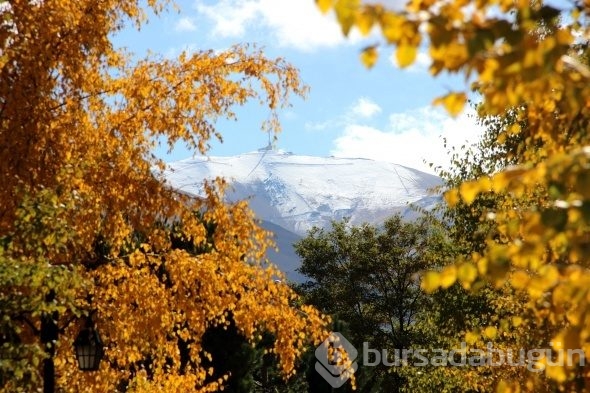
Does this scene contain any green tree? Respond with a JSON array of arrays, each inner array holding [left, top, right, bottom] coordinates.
[[295, 215, 446, 392]]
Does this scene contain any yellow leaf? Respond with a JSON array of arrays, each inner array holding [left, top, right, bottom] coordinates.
[[465, 331, 479, 344], [477, 257, 488, 275], [421, 271, 440, 293], [507, 123, 521, 135], [490, 171, 511, 192], [444, 189, 460, 207], [43, 233, 56, 246], [510, 270, 530, 289], [396, 43, 417, 68], [316, 0, 334, 13], [512, 316, 523, 327], [484, 326, 497, 339], [440, 265, 457, 289], [545, 363, 567, 382], [360, 46, 378, 69], [380, 12, 403, 43], [539, 264, 559, 288], [334, 0, 360, 36], [356, 9, 374, 36], [459, 180, 480, 205], [480, 58, 499, 83], [457, 262, 477, 288], [556, 29, 573, 45], [496, 380, 512, 393], [434, 92, 466, 117]]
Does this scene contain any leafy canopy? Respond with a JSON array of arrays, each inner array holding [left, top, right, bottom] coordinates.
[[320, 0, 590, 390], [0, 0, 330, 391], [295, 215, 449, 392]]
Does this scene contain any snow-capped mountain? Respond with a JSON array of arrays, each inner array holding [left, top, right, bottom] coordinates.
[[163, 147, 442, 281], [164, 147, 442, 234]]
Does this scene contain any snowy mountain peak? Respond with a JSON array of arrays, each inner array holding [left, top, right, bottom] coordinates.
[[164, 150, 442, 236]]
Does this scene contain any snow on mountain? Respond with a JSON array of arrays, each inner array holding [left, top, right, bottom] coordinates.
[[164, 147, 442, 234], [163, 148, 442, 281]]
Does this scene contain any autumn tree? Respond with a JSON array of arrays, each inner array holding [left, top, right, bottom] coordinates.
[[320, 0, 590, 390], [408, 111, 548, 392], [0, 0, 337, 392]]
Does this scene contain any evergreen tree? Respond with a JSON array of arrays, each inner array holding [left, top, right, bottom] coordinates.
[[295, 215, 446, 392]]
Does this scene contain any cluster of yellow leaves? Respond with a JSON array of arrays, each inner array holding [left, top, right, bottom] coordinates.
[[1, 0, 328, 391], [318, 0, 590, 390], [457, 150, 590, 385], [425, 138, 590, 389], [51, 184, 329, 391], [318, 0, 581, 117]]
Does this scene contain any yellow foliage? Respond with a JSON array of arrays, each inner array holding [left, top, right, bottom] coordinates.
[[434, 92, 467, 117], [355, 8, 375, 36], [439, 264, 457, 289], [421, 271, 441, 293], [360, 46, 379, 69], [457, 262, 478, 289], [396, 43, 418, 68], [484, 326, 497, 340], [459, 179, 483, 205], [510, 270, 530, 290], [2, 0, 331, 391], [444, 188, 460, 207], [334, 0, 361, 36], [465, 331, 479, 345], [320, 0, 590, 390], [512, 316, 523, 327], [316, 0, 335, 13]]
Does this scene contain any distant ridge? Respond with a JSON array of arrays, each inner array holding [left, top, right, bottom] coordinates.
[[163, 150, 442, 281], [164, 149, 441, 235]]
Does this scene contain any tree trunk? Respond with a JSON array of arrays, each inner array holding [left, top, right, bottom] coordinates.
[[41, 291, 58, 393]]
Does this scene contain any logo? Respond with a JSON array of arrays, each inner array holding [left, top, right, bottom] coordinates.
[[315, 332, 358, 388]]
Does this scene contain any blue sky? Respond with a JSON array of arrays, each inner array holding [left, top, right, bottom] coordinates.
[[114, 0, 484, 174]]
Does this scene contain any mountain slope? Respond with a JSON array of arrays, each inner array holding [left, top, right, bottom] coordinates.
[[259, 220, 305, 283], [164, 148, 442, 235], [163, 148, 442, 281]]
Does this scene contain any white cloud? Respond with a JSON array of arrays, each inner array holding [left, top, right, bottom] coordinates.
[[351, 97, 382, 118], [305, 96, 383, 132], [331, 106, 484, 174], [195, 0, 364, 51], [195, 0, 258, 38], [175, 17, 197, 32]]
